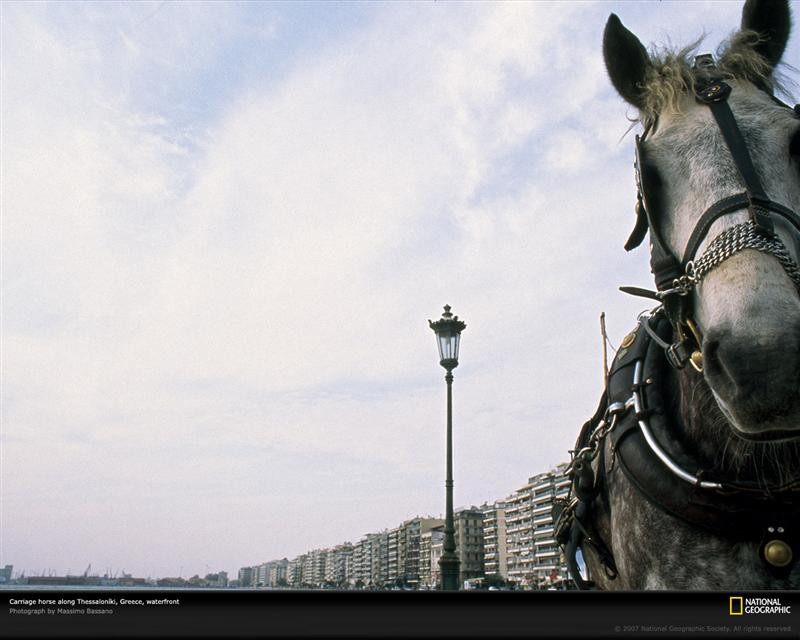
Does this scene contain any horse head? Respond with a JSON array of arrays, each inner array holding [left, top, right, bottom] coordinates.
[[604, 0, 800, 443], [558, 0, 800, 590]]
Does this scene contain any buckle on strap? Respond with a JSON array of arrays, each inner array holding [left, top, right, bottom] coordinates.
[[696, 80, 731, 104], [666, 340, 692, 370]]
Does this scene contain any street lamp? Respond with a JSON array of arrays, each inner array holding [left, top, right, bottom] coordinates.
[[429, 304, 466, 591]]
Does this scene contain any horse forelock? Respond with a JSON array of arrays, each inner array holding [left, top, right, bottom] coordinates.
[[637, 29, 794, 124]]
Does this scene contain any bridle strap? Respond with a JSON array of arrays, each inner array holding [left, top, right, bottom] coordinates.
[[682, 193, 800, 265], [698, 82, 771, 218]]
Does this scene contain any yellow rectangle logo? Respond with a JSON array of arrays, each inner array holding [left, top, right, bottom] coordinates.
[[730, 596, 744, 616]]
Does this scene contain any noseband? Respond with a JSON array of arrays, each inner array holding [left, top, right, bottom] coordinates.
[[622, 54, 800, 370]]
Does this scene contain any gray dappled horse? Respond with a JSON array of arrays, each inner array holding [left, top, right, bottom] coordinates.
[[556, 0, 800, 589]]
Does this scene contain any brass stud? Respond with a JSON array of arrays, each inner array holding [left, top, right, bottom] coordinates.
[[620, 331, 637, 349], [764, 540, 793, 567], [690, 351, 703, 369]]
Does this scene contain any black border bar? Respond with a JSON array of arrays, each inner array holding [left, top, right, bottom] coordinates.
[[2, 589, 799, 639]]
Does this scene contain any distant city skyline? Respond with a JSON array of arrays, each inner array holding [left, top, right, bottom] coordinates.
[[3, 1, 798, 579]]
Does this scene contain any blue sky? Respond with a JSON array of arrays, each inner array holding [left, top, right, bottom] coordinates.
[[2, 0, 798, 580]]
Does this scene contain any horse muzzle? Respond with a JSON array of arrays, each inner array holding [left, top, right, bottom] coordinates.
[[702, 326, 800, 439]]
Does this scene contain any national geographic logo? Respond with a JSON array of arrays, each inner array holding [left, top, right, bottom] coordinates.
[[730, 596, 792, 615]]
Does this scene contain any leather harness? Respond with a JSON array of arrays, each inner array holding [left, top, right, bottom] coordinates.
[[555, 310, 800, 589]]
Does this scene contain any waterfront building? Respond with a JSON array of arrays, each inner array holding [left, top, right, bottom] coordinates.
[[348, 531, 387, 587], [325, 544, 353, 587], [455, 508, 485, 585], [237, 566, 255, 587], [286, 555, 303, 587], [481, 500, 508, 580], [255, 563, 270, 587], [350, 537, 368, 587], [300, 553, 315, 587], [529, 463, 571, 588], [312, 548, 329, 587], [368, 531, 389, 588], [504, 463, 572, 589], [504, 479, 534, 587], [386, 527, 400, 587], [419, 526, 444, 589], [268, 559, 289, 587], [0, 565, 12, 584], [399, 517, 443, 589]]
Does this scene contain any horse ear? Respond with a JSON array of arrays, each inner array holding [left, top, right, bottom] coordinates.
[[603, 14, 651, 110], [740, 0, 791, 67]]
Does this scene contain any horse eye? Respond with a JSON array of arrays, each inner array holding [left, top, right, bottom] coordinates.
[[640, 160, 664, 215]]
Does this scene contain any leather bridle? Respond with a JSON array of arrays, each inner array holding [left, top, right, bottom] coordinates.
[[621, 54, 800, 371]]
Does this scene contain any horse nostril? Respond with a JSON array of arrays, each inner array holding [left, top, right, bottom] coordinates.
[[700, 334, 736, 390]]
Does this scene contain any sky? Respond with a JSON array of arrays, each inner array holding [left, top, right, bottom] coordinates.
[[2, 0, 799, 581]]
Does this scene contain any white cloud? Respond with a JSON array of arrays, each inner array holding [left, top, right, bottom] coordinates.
[[2, 0, 798, 577]]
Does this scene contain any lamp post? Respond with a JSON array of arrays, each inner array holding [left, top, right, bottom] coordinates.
[[429, 304, 466, 591]]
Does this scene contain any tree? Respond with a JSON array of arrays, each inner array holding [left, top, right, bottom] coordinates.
[[482, 574, 507, 589]]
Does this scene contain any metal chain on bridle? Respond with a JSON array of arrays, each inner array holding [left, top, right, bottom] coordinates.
[[668, 217, 800, 298]]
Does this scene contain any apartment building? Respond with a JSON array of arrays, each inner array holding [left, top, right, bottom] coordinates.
[[350, 537, 368, 587], [529, 463, 571, 588], [400, 517, 443, 588], [255, 562, 269, 587], [237, 566, 255, 588], [325, 544, 353, 587], [348, 530, 388, 587], [368, 531, 389, 587], [419, 525, 444, 589], [455, 508, 485, 585], [386, 527, 401, 587], [481, 500, 508, 579], [286, 555, 303, 587], [268, 559, 288, 586], [504, 479, 534, 586], [500, 464, 572, 588]]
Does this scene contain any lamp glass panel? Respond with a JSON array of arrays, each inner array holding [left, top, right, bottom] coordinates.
[[438, 332, 458, 361]]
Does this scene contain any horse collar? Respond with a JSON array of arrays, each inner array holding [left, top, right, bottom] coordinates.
[[557, 310, 800, 588], [608, 311, 800, 577]]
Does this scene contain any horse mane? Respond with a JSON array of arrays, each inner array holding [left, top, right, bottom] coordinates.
[[637, 29, 794, 123]]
